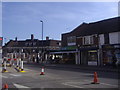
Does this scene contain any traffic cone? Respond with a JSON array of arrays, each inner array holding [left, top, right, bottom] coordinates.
[[40, 67, 45, 75], [91, 72, 99, 84], [3, 83, 8, 89]]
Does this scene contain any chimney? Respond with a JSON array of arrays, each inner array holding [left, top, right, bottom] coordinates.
[[31, 34, 34, 40], [15, 37, 17, 41], [46, 36, 49, 40]]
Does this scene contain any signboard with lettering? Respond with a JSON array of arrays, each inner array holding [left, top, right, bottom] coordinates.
[[0, 37, 3, 47], [61, 46, 77, 50]]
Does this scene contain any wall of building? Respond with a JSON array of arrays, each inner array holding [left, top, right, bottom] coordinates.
[[109, 32, 120, 44]]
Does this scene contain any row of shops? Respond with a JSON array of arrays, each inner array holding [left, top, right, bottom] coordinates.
[[50, 44, 120, 66], [4, 44, 120, 66]]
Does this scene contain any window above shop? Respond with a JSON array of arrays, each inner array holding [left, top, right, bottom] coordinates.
[[82, 35, 96, 45], [67, 36, 76, 46]]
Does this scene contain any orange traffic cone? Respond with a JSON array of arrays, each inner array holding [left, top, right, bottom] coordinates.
[[40, 67, 45, 75], [3, 83, 8, 89], [91, 72, 99, 84]]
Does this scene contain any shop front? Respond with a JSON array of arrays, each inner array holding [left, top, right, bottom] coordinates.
[[88, 50, 98, 66], [49, 46, 79, 64], [80, 47, 99, 66], [102, 44, 120, 66]]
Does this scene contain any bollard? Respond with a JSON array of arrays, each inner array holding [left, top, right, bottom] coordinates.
[[19, 58, 21, 70], [16, 59, 19, 68], [21, 61, 24, 71], [20, 60, 26, 72]]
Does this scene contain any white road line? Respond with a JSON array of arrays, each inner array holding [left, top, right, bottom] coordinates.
[[100, 83, 118, 87], [24, 68, 34, 71], [0, 75, 8, 78], [10, 74, 21, 77], [13, 83, 29, 88], [62, 82, 83, 88], [84, 80, 118, 87]]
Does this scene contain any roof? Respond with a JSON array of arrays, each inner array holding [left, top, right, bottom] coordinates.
[[62, 17, 120, 36], [4, 39, 61, 47]]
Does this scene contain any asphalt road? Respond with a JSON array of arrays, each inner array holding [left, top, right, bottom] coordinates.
[[1, 63, 119, 89]]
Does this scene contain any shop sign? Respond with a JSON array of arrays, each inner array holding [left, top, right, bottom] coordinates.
[[61, 46, 77, 50], [0, 37, 3, 46]]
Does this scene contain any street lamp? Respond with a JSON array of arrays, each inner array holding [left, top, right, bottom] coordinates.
[[40, 20, 43, 63], [40, 20, 43, 41]]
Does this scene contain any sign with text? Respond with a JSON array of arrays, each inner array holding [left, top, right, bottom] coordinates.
[[0, 37, 3, 46]]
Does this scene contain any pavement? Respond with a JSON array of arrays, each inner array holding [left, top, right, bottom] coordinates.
[[25, 62, 119, 73]]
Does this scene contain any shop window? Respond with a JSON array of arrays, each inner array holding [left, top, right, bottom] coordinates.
[[90, 36, 94, 44], [83, 36, 90, 45], [88, 51, 98, 61]]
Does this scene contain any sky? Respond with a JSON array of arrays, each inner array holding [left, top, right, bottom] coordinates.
[[1, 1, 118, 44]]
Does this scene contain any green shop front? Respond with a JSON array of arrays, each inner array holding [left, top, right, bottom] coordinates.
[[49, 46, 80, 64]]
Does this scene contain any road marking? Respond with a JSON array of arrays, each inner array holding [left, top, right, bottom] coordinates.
[[14, 83, 29, 88], [100, 83, 118, 87], [24, 68, 34, 72], [84, 80, 118, 87], [62, 82, 83, 88], [10, 74, 21, 77], [0, 75, 8, 78]]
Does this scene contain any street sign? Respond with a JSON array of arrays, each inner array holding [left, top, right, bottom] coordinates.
[[0, 37, 3, 46]]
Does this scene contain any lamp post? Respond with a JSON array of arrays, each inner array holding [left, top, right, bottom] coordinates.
[[40, 20, 43, 42], [40, 20, 43, 63]]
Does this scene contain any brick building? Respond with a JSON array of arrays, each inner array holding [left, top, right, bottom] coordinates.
[[61, 17, 120, 66], [2, 34, 61, 63]]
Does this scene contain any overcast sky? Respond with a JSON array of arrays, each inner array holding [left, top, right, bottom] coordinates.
[[2, 2, 118, 43]]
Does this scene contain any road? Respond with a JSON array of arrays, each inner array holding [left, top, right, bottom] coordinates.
[[1, 63, 119, 89]]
